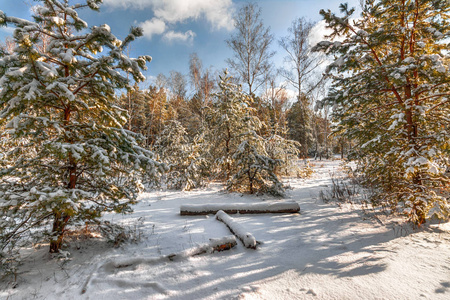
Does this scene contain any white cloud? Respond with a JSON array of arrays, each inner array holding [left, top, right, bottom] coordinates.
[[309, 20, 333, 48], [139, 18, 166, 40], [0, 26, 15, 36], [104, 0, 234, 30], [163, 30, 196, 44], [309, 18, 358, 47], [103, 0, 151, 9]]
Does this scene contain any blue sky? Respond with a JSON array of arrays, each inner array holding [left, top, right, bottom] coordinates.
[[0, 0, 358, 88]]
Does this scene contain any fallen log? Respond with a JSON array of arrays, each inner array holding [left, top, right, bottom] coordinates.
[[81, 235, 237, 294], [180, 201, 300, 216], [216, 210, 259, 249], [167, 235, 237, 260]]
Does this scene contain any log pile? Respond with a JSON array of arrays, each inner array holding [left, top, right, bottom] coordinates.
[[215, 210, 259, 249]]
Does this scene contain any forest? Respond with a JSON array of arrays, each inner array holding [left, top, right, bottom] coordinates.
[[0, 1, 449, 297]]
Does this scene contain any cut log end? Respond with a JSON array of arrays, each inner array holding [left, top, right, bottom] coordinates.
[[210, 241, 235, 253], [215, 210, 258, 249]]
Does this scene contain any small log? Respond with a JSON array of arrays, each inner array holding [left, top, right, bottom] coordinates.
[[167, 235, 237, 260], [180, 202, 300, 216], [81, 235, 237, 294], [216, 210, 259, 249]]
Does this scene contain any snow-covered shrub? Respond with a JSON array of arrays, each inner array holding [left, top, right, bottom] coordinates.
[[155, 120, 209, 191], [319, 171, 360, 205], [265, 134, 301, 176], [228, 131, 284, 196], [97, 219, 145, 247], [296, 164, 314, 179]]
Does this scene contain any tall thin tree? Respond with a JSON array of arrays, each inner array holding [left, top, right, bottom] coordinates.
[[279, 18, 324, 157], [226, 2, 275, 97]]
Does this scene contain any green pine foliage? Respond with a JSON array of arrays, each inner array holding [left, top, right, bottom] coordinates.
[[229, 130, 284, 196], [314, 0, 450, 224], [265, 134, 301, 176], [287, 94, 314, 157], [206, 71, 252, 180], [0, 0, 163, 264], [155, 120, 208, 191], [207, 71, 285, 195]]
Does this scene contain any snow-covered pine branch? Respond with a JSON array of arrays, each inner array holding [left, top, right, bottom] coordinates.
[[314, 0, 450, 225], [0, 0, 163, 263]]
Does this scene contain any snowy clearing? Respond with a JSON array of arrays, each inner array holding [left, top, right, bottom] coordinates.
[[1, 159, 449, 299]]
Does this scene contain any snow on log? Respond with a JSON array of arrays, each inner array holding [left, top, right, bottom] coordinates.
[[167, 235, 237, 260], [216, 210, 258, 249], [111, 235, 237, 265], [180, 201, 300, 215], [81, 235, 237, 294]]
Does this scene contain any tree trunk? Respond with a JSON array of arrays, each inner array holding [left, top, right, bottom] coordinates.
[[49, 212, 70, 253], [247, 147, 254, 194], [225, 125, 232, 180]]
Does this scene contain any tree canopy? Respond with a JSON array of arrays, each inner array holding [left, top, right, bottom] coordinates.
[[0, 0, 163, 257], [314, 0, 450, 224]]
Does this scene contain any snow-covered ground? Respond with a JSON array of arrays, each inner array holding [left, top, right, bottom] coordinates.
[[1, 159, 449, 299]]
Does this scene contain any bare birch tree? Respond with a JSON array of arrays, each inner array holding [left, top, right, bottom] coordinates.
[[279, 18, 325, 157], [226, 2, 275, 97]]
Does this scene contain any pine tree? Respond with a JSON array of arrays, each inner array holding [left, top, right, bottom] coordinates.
[[229, 130, 284, 196], [265, 134, 301, 176], [207, 71, 251, 180], [287, 93, 314, 157], [155, 120, 208, 191], [207, 71, 284, 195], [0, 0, 163, 260], [314, 0, 450, 224]]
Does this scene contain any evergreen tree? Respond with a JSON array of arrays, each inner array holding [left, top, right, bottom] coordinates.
[[229, 130, 284, 196], [155, 120, 208, 191], [265, 134, 301, 176], [287, 93, 314, 157], [207, 71, 251, 180], [208, 71, 284, 195], [0, 0, 163, 259], [314, 0, 450, 224]]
